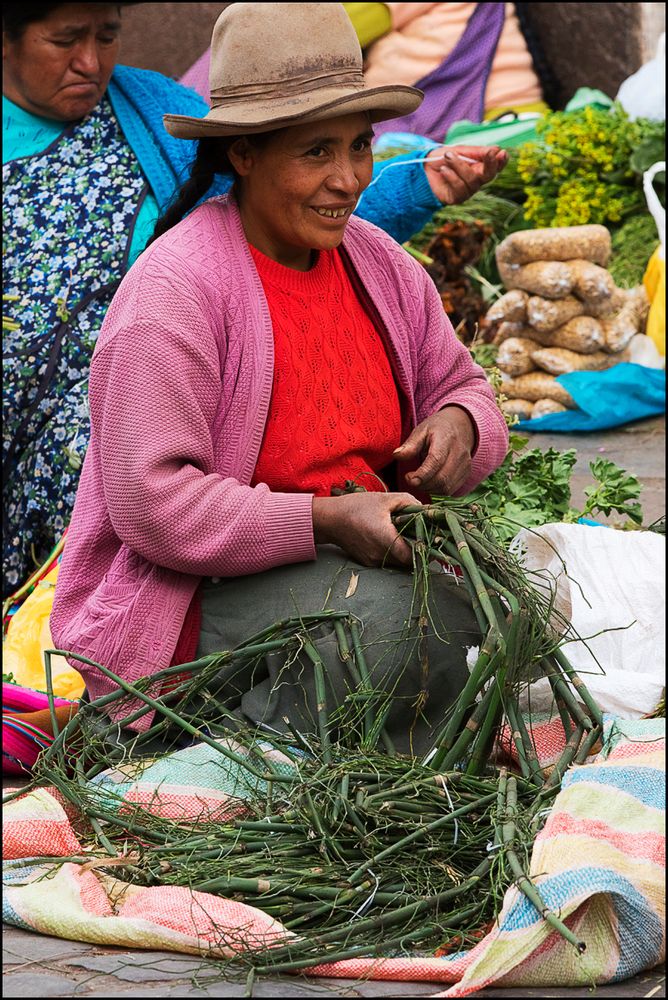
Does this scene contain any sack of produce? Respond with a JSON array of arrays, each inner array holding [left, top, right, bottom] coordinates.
[[496, 336, 540, 377], [541, 316, 606, 353], [500, 398, 534, 420], [490, 223, 664, 429], [500, 372, 575, 407], [602, 286, 650, 352], [531, 347, 623, 376], [527, 295, 585, 333], [531, 399, 568, 417], [486, 289, 529, 325]]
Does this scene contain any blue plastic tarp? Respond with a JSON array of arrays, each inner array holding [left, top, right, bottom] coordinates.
[[516, 364, 666, 433]]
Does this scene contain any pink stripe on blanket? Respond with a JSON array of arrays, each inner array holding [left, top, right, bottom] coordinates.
[[607, 739, 665, 760], [541, 811, 665, 865], [4, 817, 82, 860]]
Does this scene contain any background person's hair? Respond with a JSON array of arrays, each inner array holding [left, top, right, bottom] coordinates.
[[2, 3, 135, 41], [149, 132, 274, 244]]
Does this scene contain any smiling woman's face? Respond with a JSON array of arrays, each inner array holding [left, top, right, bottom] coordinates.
[[228, 113, 375, 270], [2, 3, 121, 122]]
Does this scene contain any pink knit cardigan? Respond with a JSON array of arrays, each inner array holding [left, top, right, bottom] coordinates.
[[50, 195, 508, 716]]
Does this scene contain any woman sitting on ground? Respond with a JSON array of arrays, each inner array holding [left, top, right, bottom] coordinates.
[[2, 0, 506, 599], [50, 2, 509, 755]]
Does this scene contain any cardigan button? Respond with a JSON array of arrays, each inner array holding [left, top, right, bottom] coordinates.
[[211, 577, 221, 584]]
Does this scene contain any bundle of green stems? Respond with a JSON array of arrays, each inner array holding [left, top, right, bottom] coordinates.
[[5, 501, 602, 971]]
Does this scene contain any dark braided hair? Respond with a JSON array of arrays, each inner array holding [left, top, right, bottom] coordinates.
[[149, 132, 274, 244], [514, 3, 561, 111], [150, 139, 226, 244]]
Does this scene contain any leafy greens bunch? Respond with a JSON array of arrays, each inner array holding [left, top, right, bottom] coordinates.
[[516, 103, 665, 229], [455, 435, 644, 544]]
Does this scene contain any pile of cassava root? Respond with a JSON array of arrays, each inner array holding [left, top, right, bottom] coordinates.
[[485, 225, 649, 421]]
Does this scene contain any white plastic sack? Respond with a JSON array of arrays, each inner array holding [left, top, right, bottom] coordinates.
[[616, 33, 665, 121], [628, 333, 665, 369], [510, 522, 665, 719]]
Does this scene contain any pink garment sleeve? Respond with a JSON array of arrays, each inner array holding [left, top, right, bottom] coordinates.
[[89, 269, 316, 578], [178, 47, 211, 106]]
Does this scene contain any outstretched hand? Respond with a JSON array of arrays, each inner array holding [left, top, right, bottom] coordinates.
[[423, 145, 508, 205], [393, 406, 476, 496]]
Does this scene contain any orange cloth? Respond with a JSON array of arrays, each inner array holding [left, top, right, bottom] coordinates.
[[364, 2, 543, 112]]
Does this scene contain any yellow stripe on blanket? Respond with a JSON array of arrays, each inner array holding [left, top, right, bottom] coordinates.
[[551, 784, 665, 833]]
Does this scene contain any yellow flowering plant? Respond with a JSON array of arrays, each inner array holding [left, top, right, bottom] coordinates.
[[516, 103, 664, 228]]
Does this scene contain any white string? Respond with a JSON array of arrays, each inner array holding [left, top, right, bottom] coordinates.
[[360, 149, 478, 198], [352, 868, 380, 918], [437, 775, 459, 846]]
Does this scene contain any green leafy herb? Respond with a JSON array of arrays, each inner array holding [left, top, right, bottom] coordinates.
[[469, 341, 499, 369], [609, 214, 660, 288], [454, 444, 644, 544], [566, 458, 643, 525], [516, 103, 665, 228]]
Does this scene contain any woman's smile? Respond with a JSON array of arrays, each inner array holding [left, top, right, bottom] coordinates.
[[310, 204, 355, 222]]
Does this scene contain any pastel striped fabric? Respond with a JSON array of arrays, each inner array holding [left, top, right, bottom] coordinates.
[[2, 716, 664, 996]]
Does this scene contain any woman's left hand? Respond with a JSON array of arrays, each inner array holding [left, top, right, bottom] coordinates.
[[393, 406, 476, 496], [423, 145, 508, 205]]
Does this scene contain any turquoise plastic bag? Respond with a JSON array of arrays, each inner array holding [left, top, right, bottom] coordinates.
[[443, 88, 614, 149], [516, 364, 666, 433], [373, 89, 615, 154]]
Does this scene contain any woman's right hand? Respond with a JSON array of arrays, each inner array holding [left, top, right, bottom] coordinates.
[[312, 492, 421, 567]]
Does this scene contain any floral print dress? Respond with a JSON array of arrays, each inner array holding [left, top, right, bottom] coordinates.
[[3, 98, 147, 597]]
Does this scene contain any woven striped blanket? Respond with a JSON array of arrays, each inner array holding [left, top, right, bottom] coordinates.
[[2, 716, 664, 995]]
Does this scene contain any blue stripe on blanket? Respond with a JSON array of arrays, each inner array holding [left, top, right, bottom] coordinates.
[[612, 885, 666, 981], [501, 866, 663, 974], [2, 862, 44, 930], [562, 767, 665, 810]]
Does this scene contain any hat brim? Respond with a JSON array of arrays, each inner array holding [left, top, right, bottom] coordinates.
[[163, 85, 423, 139]]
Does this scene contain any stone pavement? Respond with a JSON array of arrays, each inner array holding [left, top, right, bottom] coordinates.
[[3, 416, 665, 999], [528, 414, 665, 528], [2, 924, 665, 998]]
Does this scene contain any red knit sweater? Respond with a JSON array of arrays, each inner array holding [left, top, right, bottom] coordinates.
[[250, 244, 403, 496], [173, 244, 404, 670]]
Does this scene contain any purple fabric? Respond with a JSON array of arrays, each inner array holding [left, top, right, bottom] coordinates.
[[179, 48, 212, 105], [373, 2, 506, 142]]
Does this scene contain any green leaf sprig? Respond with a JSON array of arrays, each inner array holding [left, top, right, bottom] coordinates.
[[457, 442, 644, 543], [566, 458, 643, 526]]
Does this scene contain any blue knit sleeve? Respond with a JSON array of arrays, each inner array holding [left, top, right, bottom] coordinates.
[[109, 66, 211, 211], [353, 151, 441, 244]]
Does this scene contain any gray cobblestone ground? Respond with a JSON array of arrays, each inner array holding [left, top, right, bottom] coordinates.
[[3, 418, 665, 998], [2, 924, 665, 998]]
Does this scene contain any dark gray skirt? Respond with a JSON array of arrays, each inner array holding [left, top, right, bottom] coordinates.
[[80, 547, 482, 760], [195, 546, 482, 755]]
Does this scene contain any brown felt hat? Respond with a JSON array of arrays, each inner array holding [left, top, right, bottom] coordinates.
[[163, 2, 423, 139]]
